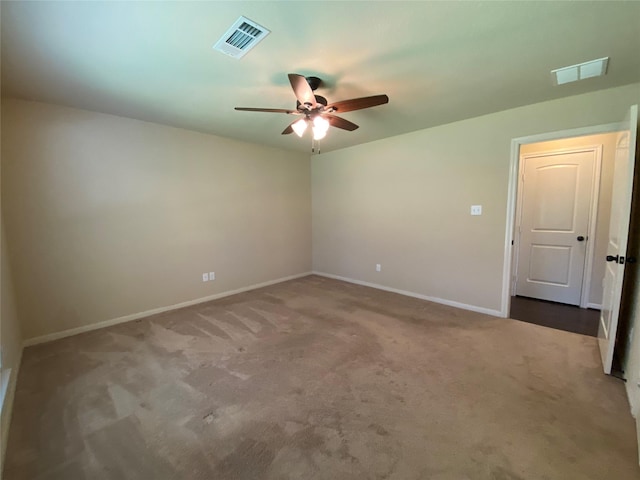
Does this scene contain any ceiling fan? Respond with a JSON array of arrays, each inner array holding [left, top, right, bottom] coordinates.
[[234, 74, 389, 141]]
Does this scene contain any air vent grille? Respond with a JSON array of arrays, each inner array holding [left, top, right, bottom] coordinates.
[[213, 16, 270, 59], [551, 57, 609, 85]]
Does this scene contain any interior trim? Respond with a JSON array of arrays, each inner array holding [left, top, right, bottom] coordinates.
[[312, 271, 502, 317], [22, 272, 313, 347]]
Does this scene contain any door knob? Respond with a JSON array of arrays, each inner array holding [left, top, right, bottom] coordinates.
[[606, 255, 619, 262], [577, 236, 585, 241]]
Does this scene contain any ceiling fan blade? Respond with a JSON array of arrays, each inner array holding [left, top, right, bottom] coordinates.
[[326, 115, 359, 131], [327, 94, 389, 113], [235, 107, 298, 114], [288, 74, 317, 108]]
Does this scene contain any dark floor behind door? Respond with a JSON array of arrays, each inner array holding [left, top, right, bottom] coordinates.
[[510, 295, 599, 337]]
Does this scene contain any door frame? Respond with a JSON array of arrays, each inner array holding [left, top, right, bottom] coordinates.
[[501, 121, 625, 318], [512, 145, 602, 308]]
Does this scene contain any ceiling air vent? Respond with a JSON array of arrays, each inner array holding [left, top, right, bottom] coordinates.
[[551, 57, 609, 85], [213, 16, 270, 59]]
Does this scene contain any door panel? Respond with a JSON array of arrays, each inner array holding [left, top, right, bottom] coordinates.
[[528, 245, 571, 285], [516, 150, 596, 305], [599, 104, 638, 374], [533, 165, 578, 230]]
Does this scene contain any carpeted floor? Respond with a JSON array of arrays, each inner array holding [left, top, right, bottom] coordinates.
[[3, 275, 638, 479]]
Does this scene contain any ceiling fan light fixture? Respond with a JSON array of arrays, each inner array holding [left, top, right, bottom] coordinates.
[[292, 118, 308, 137], [313, 116, 330, 132], [312, 126, 327, 140]]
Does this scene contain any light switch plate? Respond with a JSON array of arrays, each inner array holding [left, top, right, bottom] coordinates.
[[202, 273, 209, 282], [471, 205, 482, 216]]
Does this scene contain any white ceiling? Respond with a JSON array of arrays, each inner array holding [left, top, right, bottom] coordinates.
[[2, 1, 639, 153]]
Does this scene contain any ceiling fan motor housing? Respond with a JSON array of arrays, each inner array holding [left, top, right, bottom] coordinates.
[[305, 76, 321, 91], [296, 95, 328, 111]]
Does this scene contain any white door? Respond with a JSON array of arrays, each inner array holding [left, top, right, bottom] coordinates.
[[516, 150, 596, 305], [599, 104, 638, 374]]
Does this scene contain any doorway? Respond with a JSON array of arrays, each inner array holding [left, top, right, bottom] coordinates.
[[513, 146, 603, 307], [514, 146, 601, 307], [501, 126, 622, 334]]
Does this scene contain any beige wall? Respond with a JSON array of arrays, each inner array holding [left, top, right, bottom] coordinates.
[[1, 99, 311, 341], [1, 94, 23, 470], [312, 82, 640, 313], [520, 132, 619, 306], [0, 3, 25, 463], [1, 217, 22, 468]]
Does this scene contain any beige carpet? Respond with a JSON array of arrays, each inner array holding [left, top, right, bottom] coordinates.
[[3, 275, 638, 479]]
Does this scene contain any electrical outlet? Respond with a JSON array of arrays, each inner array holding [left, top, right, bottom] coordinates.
[[202, 273, 209, 282], [471, 205, 482, 216], [376, 264, 381, 272], [209, 272, 215, 281]]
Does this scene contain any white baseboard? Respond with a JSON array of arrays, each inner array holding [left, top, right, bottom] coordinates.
[[587, 303, 602, 310], [1, 345, 23, 469], [23, 272, 312, 347], [312, 271, 502, 317]]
